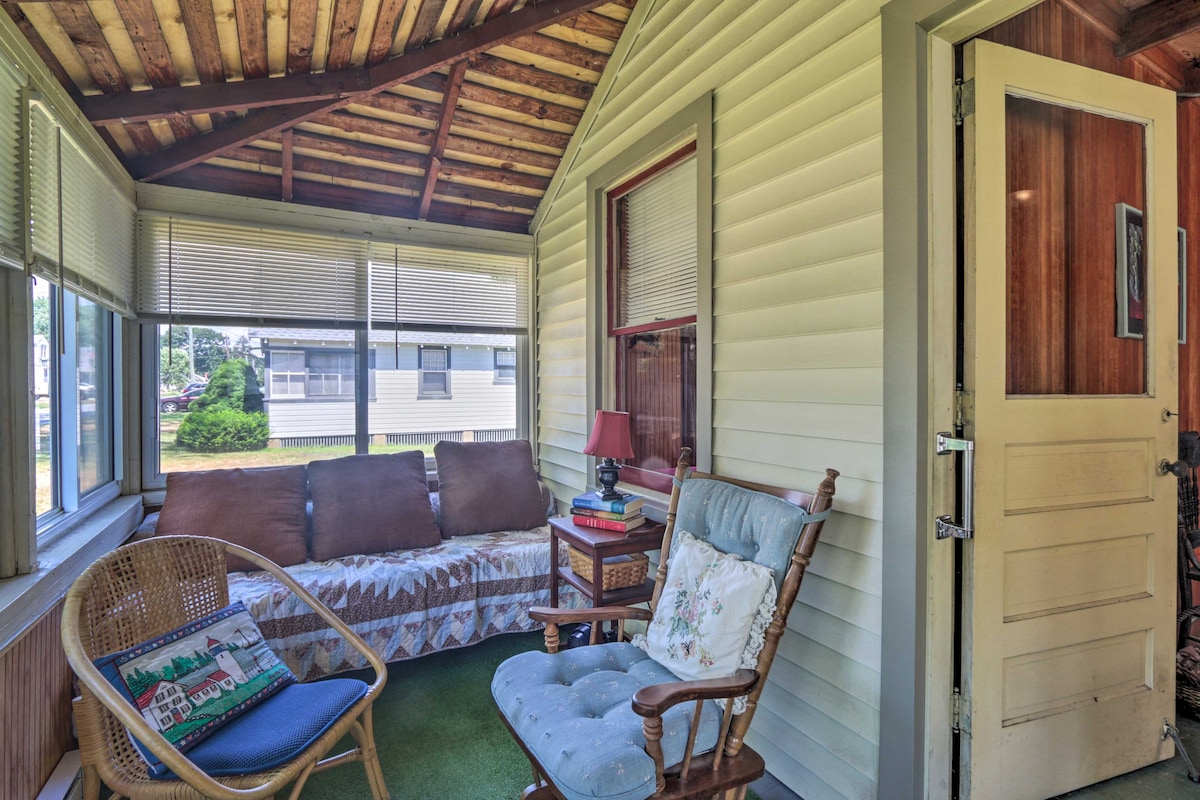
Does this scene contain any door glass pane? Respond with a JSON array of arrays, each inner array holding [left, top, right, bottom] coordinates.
[[1006, 95, 1148, 395]]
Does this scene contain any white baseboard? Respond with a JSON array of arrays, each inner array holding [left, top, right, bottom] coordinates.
[[35, 750, 82, 800]]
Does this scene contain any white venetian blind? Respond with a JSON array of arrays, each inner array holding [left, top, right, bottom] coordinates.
[[0, 62, 24, 269], [27, 99, 136, 315], [613, 154, 697, 330], [136, 214, 368, 324], [368, 240, 529, 333]]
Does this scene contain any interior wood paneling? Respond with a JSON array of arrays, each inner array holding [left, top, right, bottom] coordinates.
[[1179, 99, 1200, 430], [0, 601, 74, 800]]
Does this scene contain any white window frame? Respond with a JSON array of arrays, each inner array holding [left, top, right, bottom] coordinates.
[[269, 349, 306, 399], [584, 93, 715, 500], [418, 345, 452, 399], [494, 347, 516, 384]]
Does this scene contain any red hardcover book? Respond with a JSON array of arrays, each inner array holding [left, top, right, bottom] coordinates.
[[571, 514, 647, 533]]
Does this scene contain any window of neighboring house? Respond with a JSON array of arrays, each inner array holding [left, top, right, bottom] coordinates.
[[494, 348, 516, 384], [307, 351, 355, 397], [418, 346, 451, 398], [33, 277, 120, 538], [606, 143, 699, 492], [269, 350, 305, 397]]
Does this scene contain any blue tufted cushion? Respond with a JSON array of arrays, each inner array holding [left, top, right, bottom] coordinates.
[[672, 479, 810, 591], [153, 679, 367, 780], [492, 643, 722, 800]]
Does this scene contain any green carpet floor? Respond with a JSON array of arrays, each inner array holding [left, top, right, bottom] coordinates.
[[297, 630, 762, 800]]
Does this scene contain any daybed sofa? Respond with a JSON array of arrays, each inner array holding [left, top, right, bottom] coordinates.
[[140, 440, 584, 680]]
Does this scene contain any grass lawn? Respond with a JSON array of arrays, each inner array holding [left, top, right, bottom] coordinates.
[[158, 413, 428, 473]]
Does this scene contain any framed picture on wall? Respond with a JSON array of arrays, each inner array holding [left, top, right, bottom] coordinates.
[[1116, 202, 1146, 340], [1181, 227, 1188, 344]]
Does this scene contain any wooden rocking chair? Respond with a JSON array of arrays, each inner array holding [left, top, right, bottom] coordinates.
[[492, 449, 838, 800]]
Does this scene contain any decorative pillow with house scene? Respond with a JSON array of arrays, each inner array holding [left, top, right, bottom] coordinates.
[[94, 602, 294, 770]]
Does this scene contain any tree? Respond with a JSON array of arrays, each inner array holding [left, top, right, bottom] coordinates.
[[32, 294, 49, 338], [160, 346, 191, 390], [164, 326, 233, 378], [190, 359, 249, 413], [177, 359, 270, 452]]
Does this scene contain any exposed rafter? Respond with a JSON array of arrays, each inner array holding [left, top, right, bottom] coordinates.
[[280, 129, 294, 201], [1117, 0, 1200, 57], [418, 60, 468, 220], [126, 0, 609, 182]]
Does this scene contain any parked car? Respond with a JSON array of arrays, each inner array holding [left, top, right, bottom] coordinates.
[[184, 381, 208, 392], [159, 386, 206, 413]]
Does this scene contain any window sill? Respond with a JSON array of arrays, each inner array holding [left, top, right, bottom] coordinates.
[[0, 495, 141, 655]]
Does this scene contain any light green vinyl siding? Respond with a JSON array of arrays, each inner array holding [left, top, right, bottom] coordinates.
[[532, 0, 884, 797]]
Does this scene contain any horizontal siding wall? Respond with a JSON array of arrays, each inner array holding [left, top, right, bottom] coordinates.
[[265, 372, 517, 438], [532, 0, 883, 798]]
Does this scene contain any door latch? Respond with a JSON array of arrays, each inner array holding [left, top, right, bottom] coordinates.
[[935, 432, 975, 540]]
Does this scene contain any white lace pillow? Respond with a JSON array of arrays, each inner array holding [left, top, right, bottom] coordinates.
[[634, 530, 776, 712]]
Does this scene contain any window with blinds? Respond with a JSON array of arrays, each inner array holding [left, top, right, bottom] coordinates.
[[0, 61, 24, 270], [605, 143, 699, 492], [136, 214, 368, 325], [368, 241, 530, 334], [608, 146, 698, 334], [26, 98, 136, 316]]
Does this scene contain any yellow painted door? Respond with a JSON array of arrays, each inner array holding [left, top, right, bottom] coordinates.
[[960, 39, 1178, 799]]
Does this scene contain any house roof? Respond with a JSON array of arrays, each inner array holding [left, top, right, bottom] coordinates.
[[251, 328, 515, 346], [4, 0, 637, 234]]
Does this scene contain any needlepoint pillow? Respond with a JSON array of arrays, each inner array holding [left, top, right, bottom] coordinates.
[[155, 466, 308, 572], [308, 452, 440, 560], [433, 439, 548, 537], [93, 602, 295, 778], [634, 530, 776, 699]]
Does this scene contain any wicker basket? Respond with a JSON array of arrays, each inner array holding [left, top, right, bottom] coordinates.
[[568, 547, 649, 590]]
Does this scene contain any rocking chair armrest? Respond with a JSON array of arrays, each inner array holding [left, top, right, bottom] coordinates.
[[631, 669, 761, 717], [528, 606, 654, 625]]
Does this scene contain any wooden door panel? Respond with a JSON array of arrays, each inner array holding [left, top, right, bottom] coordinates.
[[1002, 534, 1153, 620], [1002, 439, 1155, 512]]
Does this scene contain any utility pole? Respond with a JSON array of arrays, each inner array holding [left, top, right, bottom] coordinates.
[[187, 325, 195, 382]]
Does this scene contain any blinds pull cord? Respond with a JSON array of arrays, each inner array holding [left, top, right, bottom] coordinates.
[[55, 127, 63, 356], [167, 217, 174, 369]]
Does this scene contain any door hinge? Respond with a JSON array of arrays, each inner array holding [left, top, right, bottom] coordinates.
[[955, 79, 975, 125], [952, 688, 971, 735], [955, 389, 974, 429]]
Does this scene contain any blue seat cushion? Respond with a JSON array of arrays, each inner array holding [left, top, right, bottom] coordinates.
[[152, 679, 367, 780], [492, 643, 722, 800]]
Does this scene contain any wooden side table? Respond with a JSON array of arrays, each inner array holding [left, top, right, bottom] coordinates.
[[548, 516, 666, 608]]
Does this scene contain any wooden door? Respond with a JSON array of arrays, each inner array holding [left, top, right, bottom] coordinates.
[[960, 39, 1178, 799]]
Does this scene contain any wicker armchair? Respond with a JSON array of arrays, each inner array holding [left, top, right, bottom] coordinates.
[[61, 535, 390, 800]]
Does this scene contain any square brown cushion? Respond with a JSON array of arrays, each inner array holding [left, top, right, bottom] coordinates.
[[434, 439, 547, 537], [156, 466, 309, 572], [308, 451, 441, 560]]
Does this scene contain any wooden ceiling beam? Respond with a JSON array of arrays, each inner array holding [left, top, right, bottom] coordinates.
[[286, 0, 319, 75], [111, 0, 198, 142], [418, 60, 467, 219], [280, 128, 294, 201], [1117, 0, 1200, 58], [121, 0, 609, 180]]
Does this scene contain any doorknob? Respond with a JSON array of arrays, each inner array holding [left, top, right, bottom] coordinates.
[[1160, 458, 1189, 478]]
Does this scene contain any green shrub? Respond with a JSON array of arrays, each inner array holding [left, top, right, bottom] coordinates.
[[191, 359, 254, 413], [176, 409, 270, 452]]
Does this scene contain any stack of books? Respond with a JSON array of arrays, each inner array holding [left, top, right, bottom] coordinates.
[[570, 492, 646, 532]]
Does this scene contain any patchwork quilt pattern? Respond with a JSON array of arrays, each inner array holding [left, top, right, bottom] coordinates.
[[228, 527, 585, 680]]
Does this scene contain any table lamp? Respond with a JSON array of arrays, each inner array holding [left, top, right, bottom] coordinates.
[[582, 410, 635, 500]]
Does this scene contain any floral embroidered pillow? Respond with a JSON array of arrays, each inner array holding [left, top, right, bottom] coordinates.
[[635, 530, 776, 689], [93, 602, 294, 777]]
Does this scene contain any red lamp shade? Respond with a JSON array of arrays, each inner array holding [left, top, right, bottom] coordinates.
[[582, 410, 634, 460]]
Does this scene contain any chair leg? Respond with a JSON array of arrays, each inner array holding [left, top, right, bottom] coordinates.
[[350, 707, 391, 800], [80, 765, 102, 800]]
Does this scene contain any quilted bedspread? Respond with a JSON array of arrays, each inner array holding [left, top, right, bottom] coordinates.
[[228, 527, 585, 680]]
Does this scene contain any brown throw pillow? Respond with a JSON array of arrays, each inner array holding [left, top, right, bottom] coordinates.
[[434, 439, 547, 537], [156, 466, 309, 572], [308, 452, 440, 560]]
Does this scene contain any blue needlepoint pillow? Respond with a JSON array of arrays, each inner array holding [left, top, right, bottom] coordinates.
[[93, 601, 295, 776]]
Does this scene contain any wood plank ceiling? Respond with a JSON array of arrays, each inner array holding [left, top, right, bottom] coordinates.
[[4, 0, 636, 232]]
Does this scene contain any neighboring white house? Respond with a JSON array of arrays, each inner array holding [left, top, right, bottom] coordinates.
[[253, 328, 518, 447], [32, 334, 49, 398]]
